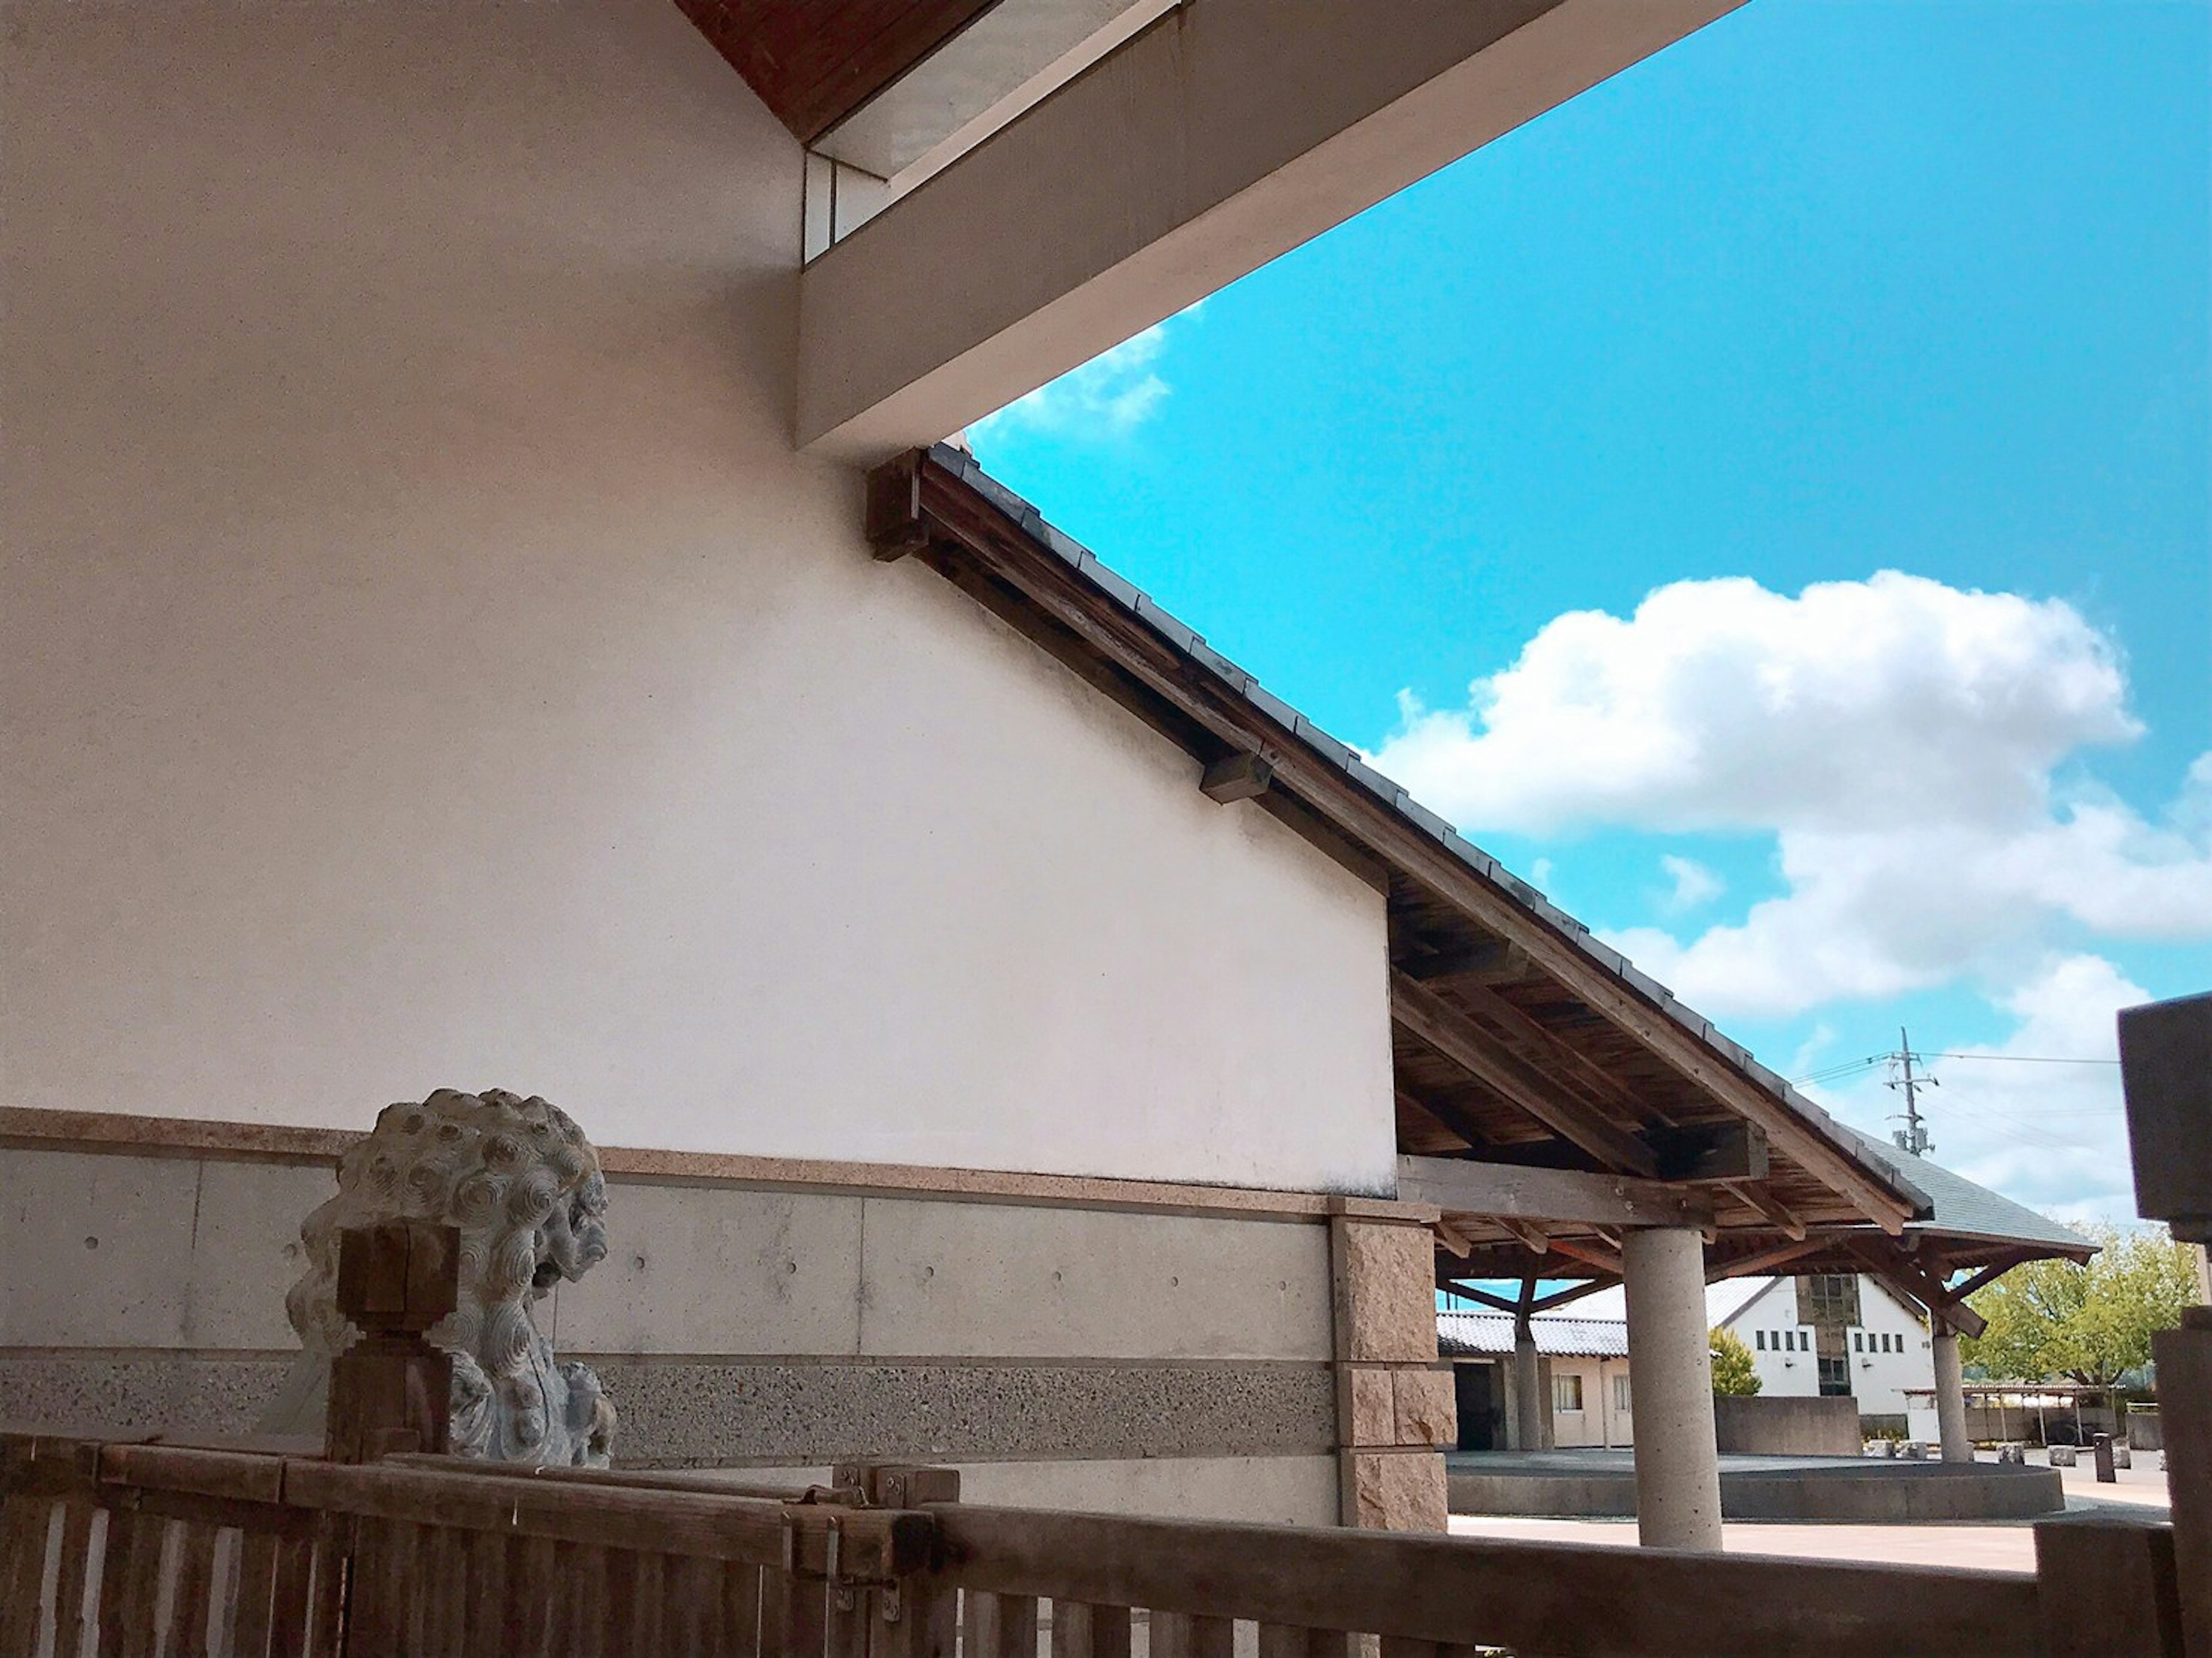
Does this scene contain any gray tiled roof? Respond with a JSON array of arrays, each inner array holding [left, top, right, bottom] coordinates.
[[1828, 1123, 2091, 1253], [1437, 1311, 1630, 1359], [936, 442, 1922, 1211]]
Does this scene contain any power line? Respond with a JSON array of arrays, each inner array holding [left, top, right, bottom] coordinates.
[[1925, 1053, 2120, 1066], [1789, 1050, 2119, 1084]]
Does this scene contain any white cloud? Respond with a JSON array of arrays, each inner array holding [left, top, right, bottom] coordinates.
[[1372, 572, 2212, 1018], [1804, 954, 2144, 1224], [1658, 853, 1724, 913], [971, 315, 1184, 441]]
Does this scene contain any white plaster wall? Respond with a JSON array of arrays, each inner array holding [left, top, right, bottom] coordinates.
[[1847, 1280, 1936, 1416], [1733, 1281, 1819, 1399], [0, 2, 1395, 1193]]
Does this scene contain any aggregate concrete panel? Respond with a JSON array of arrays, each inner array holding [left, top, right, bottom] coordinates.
[[950, 1454, 1341, 1527], [590, 1358, 1334, 1467], [2, 1351, 1332, 1474], [550, 1182, 865, 1357], [0, 1356, 289, 1438], [858, 1200, 1332, 1360], [0, 1149, 203, 1346]]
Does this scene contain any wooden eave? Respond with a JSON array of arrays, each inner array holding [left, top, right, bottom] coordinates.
[[675, 0, 1008, 146], [869, 446, 1925, 1239]]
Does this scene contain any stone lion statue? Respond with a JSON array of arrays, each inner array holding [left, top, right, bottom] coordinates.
[[261, 1088, 618, 1466]]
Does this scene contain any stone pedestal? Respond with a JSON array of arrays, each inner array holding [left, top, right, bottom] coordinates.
[[1622, 1226, 1723, 1552]]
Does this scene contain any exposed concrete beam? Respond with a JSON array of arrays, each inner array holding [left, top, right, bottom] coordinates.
[[1398, 1155, 1711, 1230], [798, 0, 1747, 460]]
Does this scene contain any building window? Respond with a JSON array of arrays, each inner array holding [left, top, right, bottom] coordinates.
[[1554, 1374, 1584, 1413], [1613, 1375, 1632, 1414], [1818, 1356, 1852, 1397], [1853, 1331, 1864, 1352], [1799, 1274, 1862, 1327], [1755, 1330, 1766, 1350]]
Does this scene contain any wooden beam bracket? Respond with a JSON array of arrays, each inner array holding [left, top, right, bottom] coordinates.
[[865, 449, 930, 562], [1199, 752, 1274, 804]]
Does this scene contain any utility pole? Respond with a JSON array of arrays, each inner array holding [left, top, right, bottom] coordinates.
[[1886, 1026, 1937, 1156]]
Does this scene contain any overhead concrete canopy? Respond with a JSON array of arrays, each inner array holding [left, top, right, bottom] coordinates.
[[794, 0, 1747, 459]]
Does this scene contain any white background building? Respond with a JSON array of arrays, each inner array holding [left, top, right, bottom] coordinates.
[[1441, 1273, 1938, 1449]]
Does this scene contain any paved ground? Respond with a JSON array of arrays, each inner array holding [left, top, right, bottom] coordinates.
[[1448, 1450, 2171, 1574]]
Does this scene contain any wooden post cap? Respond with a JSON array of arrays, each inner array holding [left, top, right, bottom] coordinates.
[[335, 1222, 459, 1334]]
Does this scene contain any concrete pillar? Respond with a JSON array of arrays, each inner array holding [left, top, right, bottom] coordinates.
[[1932, 1323, 1972, 1463], [1512, 1316, 1546, 1452], [1622, 1226, 1723, 1551]]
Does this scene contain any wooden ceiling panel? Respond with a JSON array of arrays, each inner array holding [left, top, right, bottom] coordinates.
[[676, 0, 1007, 145]]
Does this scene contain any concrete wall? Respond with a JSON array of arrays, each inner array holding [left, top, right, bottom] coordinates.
[[0, 1132, 1344, 1523], [0, 0, 1394, 1196], [1847, 1278, 1938, 1417], [1712, 1395, 1861, 1457]]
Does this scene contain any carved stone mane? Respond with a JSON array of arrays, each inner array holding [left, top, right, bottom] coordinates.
[[261, 1088, 616, 1466]]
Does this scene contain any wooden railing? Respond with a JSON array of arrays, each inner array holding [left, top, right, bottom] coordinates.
[[0, 1430, 930, 1658], [2, 1426, 2186, 1658]]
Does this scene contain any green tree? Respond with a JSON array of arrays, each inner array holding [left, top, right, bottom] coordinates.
[[1710, 1325, 1762, 1395], [1961, 1224, 2199, 1386]]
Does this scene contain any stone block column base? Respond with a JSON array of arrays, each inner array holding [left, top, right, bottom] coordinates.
[[1329, 1208, 1452, 1531]]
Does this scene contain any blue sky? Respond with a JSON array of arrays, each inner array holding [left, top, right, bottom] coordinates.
[[969, 0, 2211, 1223]]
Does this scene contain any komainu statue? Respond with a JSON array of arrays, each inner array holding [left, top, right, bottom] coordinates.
[[261, 1088, 618, 1466]]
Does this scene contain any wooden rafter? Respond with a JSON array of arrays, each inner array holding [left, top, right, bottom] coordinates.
[[1397, 938, 1527, 985], [1549, 1236, 1626, 1276], [1711, 1236, 1828, 1280], [1396, 1088, 1493, 1155], [1391, 974, 1660, 1177], [1408, 962, 1654, 1123], [1722, 1181, 1808, 1242], [1845, 1239, 1989, 1340], [1498, 1219, 1551, 1257], [1942, 1254, 2027, 1304], [1437, 1283, 1521, 1314]]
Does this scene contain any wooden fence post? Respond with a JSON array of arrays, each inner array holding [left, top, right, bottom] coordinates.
[[834, 1463, 960, 1658], [2117, 995, 2211, 1658], [325, 1221, 459, 1464]]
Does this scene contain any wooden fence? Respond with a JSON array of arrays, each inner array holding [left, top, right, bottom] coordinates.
[[2, 1425, 2185, 1658]]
